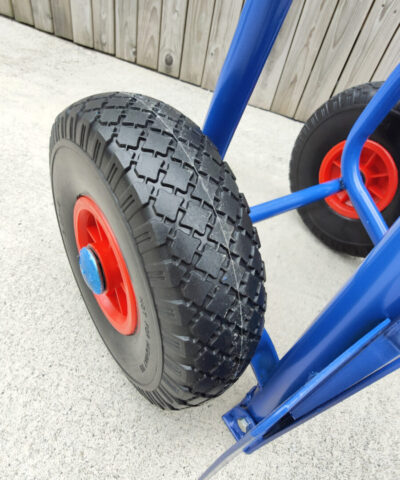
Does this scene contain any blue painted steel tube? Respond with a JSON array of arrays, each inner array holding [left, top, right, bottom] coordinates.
[[341, 63, 400, 243], [251, 328, 279, 387], [246, 215, 400, 422], [203, 0, 293, 158], [250, 179, 341, 223]]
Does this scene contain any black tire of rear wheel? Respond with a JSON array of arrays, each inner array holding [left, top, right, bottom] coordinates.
[[50, 92, 266, 409], [290, 82, 400, 257]]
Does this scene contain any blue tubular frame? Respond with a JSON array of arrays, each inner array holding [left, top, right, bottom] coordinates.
[[200, 0, 400, 477], [249, 64, 400, 234], [249, 179, 342, 222], [250, 64, 400, 240], [203, 0, 293, 158], [341, 64, 400, 243]]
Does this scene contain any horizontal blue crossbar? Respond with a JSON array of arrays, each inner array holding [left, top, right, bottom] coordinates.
[[249, 179, 341, 223]]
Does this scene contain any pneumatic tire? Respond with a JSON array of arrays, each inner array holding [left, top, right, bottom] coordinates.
[[50, 92, 266, 409], [290, 82, 400, 257]]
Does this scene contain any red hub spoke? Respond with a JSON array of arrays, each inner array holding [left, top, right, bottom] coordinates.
[[319, 140, 398, 219], [94, 218, 103, 240], [112, 285, 127, 314], [332, 159, 341, 169], [364, 152, 377, 168], [368, 172, 389, 179], [336, 191, 349, 203], [73, 196, 138, 335], [87, 225, 101, 243], [367, 185, 383, 201]]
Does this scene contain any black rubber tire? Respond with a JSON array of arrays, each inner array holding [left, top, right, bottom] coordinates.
[[290, 82, 400, 257], [50, 92, 266, 409]]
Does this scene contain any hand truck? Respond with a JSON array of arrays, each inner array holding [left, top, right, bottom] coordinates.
[[49, 1, 400, 478]]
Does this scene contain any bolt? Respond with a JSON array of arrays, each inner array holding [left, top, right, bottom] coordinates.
[[237, 417, 251, 433]]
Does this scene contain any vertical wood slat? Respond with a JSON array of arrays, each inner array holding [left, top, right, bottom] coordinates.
[[158, 0, 187, 77], [373, 26, 400, 81], [137, 0, 162, 70], [334, 0, 400, 94], [70, 0, 93, 47], [272, 0, 338, 119], [4, 0, 399, 121], [11, 0, 33, 24], [250, 0, 304, 110], [115, 0, 138, 63], [201, 0, 242, 91], [295, 0, 374, 121], [31, 0, 53, 33], [51, 0, 73, 40], [180, 0, 215, 85], [93, 0, 115, 54], [0, 0, 13, 16]]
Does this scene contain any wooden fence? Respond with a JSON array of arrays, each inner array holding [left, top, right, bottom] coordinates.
[[1, 0, 399, 121]]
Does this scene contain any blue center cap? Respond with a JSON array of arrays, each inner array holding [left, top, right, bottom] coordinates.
[[79, 246, 105, 295]]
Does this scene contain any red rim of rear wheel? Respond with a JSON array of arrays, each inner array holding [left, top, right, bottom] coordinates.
[[73, 196, 138, 335], [319, 140, 398, 219]]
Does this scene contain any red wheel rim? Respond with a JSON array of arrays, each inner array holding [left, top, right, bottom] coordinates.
[[73, 196, 138, 335], [319, 140, 398, 219]]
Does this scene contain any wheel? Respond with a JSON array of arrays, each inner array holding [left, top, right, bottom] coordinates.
[[50, 92, 266, 409], [290, 82, 400, 257]]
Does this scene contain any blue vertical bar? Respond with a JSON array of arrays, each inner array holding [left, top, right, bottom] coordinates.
[[203, 0, 293, 158], [341, 63, 400, 243], [250, 328, 279, 387]]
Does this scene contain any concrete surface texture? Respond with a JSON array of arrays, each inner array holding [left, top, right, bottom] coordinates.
[[0, 17, 399, 480]]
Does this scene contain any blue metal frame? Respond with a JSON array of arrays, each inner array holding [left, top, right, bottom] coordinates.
[[249, 179, 342, 222], [203, 0, 293, 158], [201, 0, 400, 477], [248, 64, 400, 241]]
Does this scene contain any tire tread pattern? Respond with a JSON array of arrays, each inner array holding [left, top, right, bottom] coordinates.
[[50, 92, 266, 409]]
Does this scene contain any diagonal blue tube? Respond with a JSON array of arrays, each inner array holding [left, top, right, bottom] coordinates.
[[203, 0, 293, 158], [341, 63, 400, 243]]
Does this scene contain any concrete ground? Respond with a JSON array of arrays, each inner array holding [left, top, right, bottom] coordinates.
[[0, 17, 399, 480]]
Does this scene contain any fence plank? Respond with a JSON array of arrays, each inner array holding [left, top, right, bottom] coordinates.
[[115, 0, 137, 63], [4, 0, 398, 121], [12, 0, 33, 24], [0, 0, 13, 16], [250, 0, 304, 110], [373, 26, 400, 81], [180, 0, 215, 85], [70, 0, 93, 47], [272, 0, 338, 118], [201, 0, 242, 91], [158, 0, 187, 77], [137, 0, 162, 69], [93, 0, 115, 54], [334, 0, 400, 94], [295, 0, 374, 121], [51, 0, 72, 39], [31, 0, 53, 32]]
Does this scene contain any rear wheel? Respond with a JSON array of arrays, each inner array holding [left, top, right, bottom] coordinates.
[[290, 82, 400, 257], [50, 93, 266, 409]]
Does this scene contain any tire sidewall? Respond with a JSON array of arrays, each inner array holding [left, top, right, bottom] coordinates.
[[51, 140, 163, 390]]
